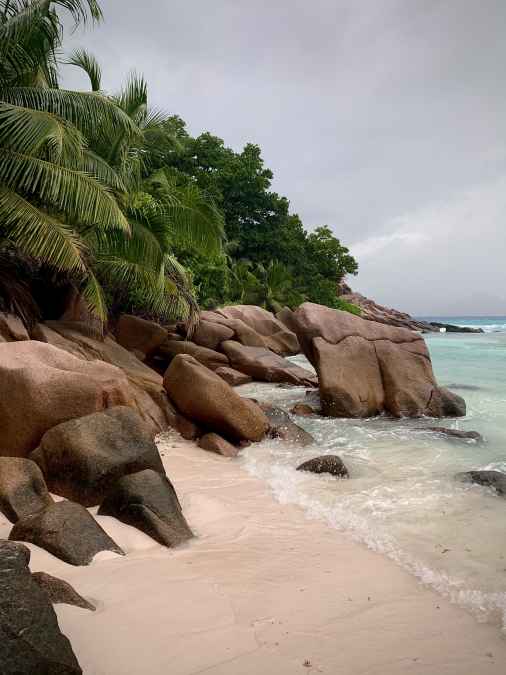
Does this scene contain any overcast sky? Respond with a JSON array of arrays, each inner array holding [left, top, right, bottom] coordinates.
[[61, 0, 506, 316]]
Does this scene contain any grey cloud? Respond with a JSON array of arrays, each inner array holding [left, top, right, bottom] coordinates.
[[61, 0, 506, 314]]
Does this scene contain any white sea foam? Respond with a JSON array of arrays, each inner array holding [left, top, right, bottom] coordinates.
[[238, 333, 506, 630]]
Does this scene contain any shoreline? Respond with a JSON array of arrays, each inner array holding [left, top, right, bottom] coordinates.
[[4, 434, 505, 675]]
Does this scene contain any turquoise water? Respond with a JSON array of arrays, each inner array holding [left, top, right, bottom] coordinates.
[[239, 320, 506, 630]]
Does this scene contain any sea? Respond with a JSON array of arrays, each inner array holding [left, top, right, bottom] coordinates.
[[238, 316, 506, 629]]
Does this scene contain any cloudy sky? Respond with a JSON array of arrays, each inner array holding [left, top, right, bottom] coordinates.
[[62, 0, 506, 316]]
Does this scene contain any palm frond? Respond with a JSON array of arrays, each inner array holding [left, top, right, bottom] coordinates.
[[0, 149, 130, 230], [66, 47, 101, 91], [0, 101, 85, 162], [0, 87, 139, 140], [0, 185, 86, 272]]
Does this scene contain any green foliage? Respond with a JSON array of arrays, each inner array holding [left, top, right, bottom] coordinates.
[[335, 298, 362, 316]]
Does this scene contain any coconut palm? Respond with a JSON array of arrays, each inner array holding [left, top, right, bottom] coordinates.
[[0, 0, 137, 322]]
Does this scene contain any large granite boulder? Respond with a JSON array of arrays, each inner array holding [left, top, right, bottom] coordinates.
[[259, 404, 315, 447], [198, 433, 240, 457], [191, 319, 234, 350], [293, 303, 466, 418], [31, 321, 175, 435], [115, 314, 168, 357], [0, 541, 82, 674], [456, 470, 506, 497], [211, 305, 300, 356], [10, 500, 124, 566], [164, 355, 269, 442], [99, 469, 193, 548], [0, 341, 135, 457], [32, 572, 95, 612], [31, 406, 164, 507], [221, 341, 317, 387], [0, 458, 53, 523], [157, 340, 229, 371]]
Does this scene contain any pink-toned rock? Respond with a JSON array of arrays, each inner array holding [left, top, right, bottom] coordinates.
[[198, 433, 239, 457], [164, 355, 269, 442], [115, 315, 168, 356], [221, 341, 317, 387], [30, 321, 174, 434], [293, 303, 465, 419], [214, 305, 300, 356], [158, 340, 229, 371], [192, 320, 234, 350], [0, 341, 135, 457], [215, 366, 253, 386]]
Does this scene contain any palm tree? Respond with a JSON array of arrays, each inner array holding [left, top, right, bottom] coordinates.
[[0, 1, 224, 328], [0, 0, 138, 322], [66, 57, 225, 326]]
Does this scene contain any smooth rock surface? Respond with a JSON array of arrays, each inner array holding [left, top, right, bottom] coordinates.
[[260, 404, 315, 447], [0, 457, 53, 523], [0, 341, 135, 457], [99, 470, 193, 548], [221, 340, 317, 387], [215, 366, 253, 386], [32, 406, 164, 507], [192, 320, 235, 350], [158, 340, 229, 371], [9, 500, 124, 566], [293, 302, 466, 419], [0, 540, 82, 674], [115, 314, 168, 356], [164, 355, 269, 442]]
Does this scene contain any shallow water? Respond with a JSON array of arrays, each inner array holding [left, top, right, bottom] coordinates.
[[239, 326, 506, 629]]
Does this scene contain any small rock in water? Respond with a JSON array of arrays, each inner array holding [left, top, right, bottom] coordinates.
[[422, 427, 483, 442], [290, 403, 317, 417], [446, 383, 483, 392], [455, 470, 506, 498], [297, 455, 349, 478]]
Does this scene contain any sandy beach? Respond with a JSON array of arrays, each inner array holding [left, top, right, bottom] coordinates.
[[2, 433, 505, 675]]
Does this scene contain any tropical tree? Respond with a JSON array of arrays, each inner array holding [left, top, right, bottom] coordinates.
[[0, 0, 224, 328], [0, 0, 137, 323]]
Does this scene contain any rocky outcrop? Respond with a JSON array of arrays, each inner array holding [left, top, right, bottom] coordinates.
[[293, 302, 465, 419], [221, 341, 317, 387], [198, 433, 240, 457], [32, 572, 96, 612], [0, 458, 53, 523], [10, 500, 124, 566], [213, 305, 300, 355], [0, 541, 82, 674], [157, 340, 229, 371], [98, 470, 193, 548], [164, 355, 269, 442], [260, 404, 315, 447], [338, 283, 484, 333], [115, 314, 168, 356], [0, 340, 135, 457], [192, 320, 235, 350], [215, 366, 252, 386], [32, 407, 164, 507], [31, 321, 174, 435], [456, 470, 506, 497], [297, 455, 349, 478]]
